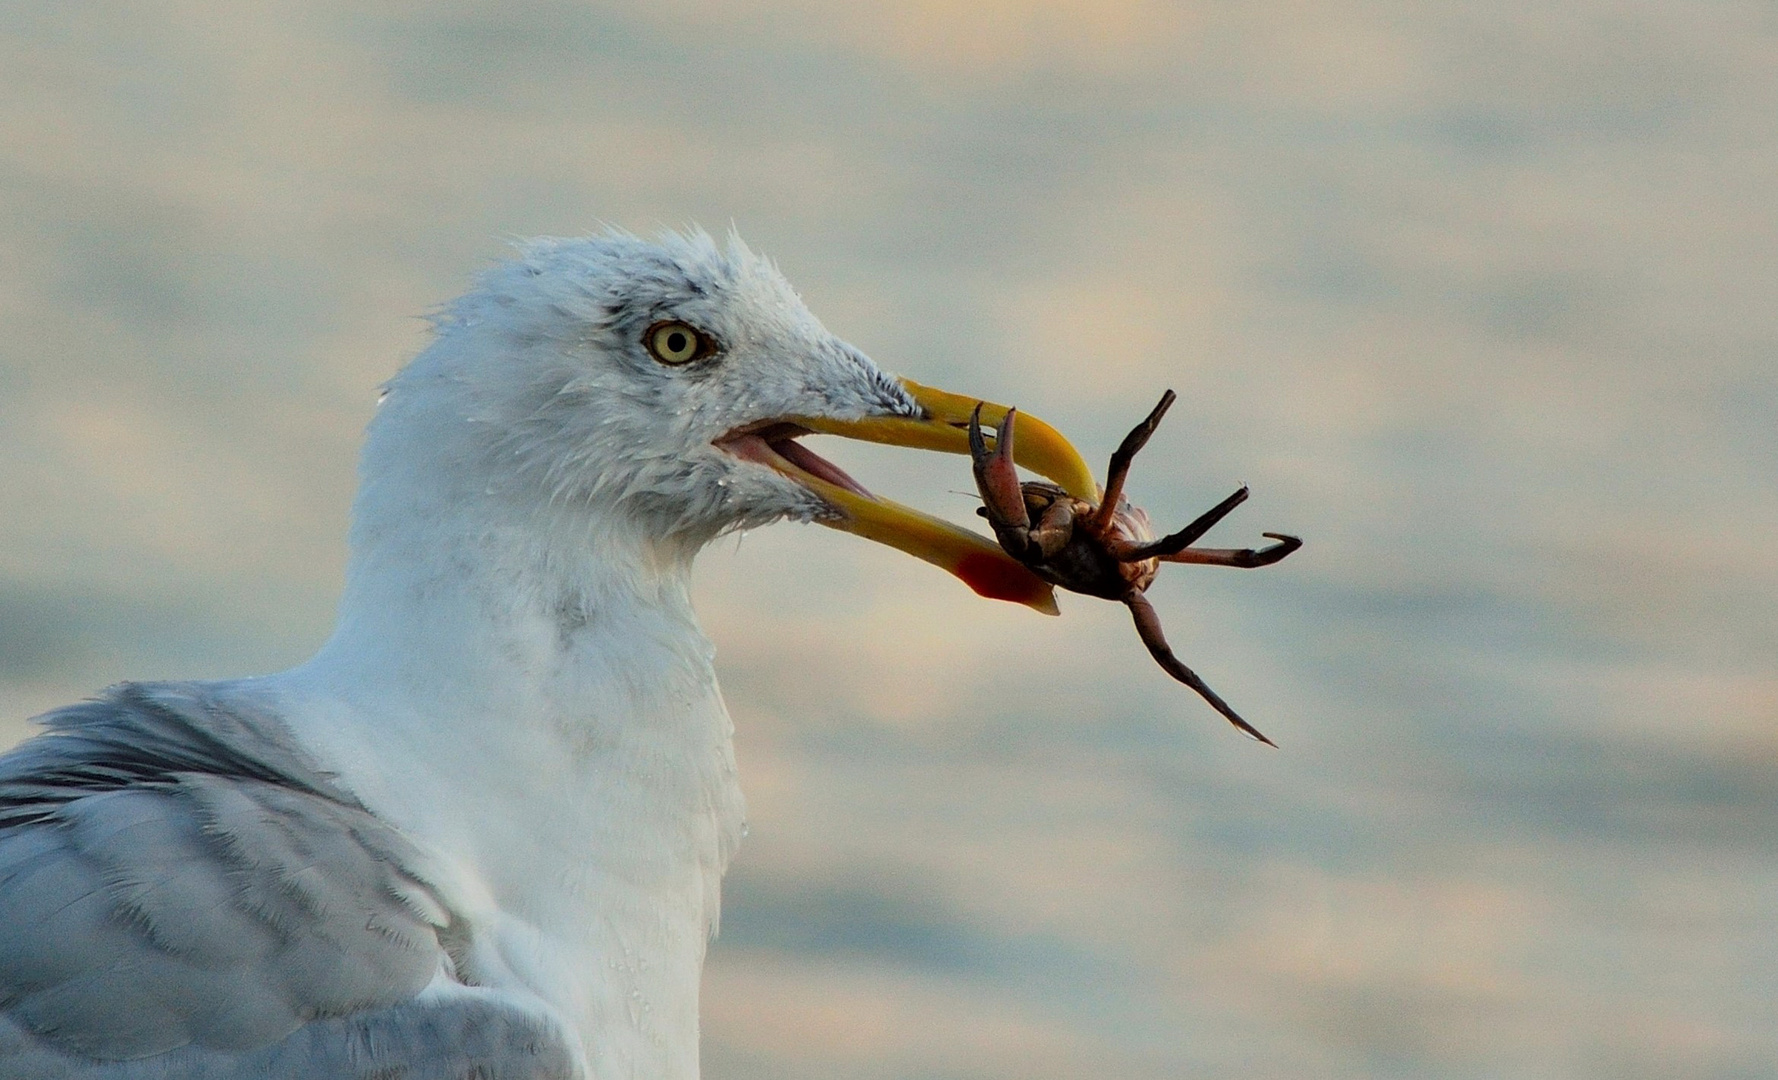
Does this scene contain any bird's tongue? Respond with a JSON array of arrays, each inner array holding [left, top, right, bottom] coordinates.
[[769, 437, 872, 498]]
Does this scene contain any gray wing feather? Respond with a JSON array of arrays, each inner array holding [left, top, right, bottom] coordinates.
[[0, 996, 578, 1079], [0, 682, 576, 1079]]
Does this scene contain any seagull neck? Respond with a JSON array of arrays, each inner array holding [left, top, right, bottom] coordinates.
[[313, 504, 708, 708], [277, 501, 742, 1079]]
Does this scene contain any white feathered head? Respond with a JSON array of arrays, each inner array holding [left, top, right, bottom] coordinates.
[[357, 230, 1094, 610]]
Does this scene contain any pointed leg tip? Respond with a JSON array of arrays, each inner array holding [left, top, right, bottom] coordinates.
[[1218, 708, 1279, 748], [1221, 710, 1277, 747], [1253, 533, 1303, 565], [1146, 390, 1177, 427]]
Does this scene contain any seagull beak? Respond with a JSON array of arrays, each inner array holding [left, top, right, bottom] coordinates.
[[720, 379, 1097, 615]]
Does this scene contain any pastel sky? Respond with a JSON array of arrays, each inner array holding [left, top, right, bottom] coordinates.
[[2, 2, 1774, 1076]]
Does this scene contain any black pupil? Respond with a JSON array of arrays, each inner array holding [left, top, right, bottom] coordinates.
[[666, 331, 688, 354]]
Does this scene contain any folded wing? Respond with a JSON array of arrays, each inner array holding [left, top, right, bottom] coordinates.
[[0, 683, 573, 1079]]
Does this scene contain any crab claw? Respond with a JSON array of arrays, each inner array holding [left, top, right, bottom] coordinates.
[[969, 403, 1033, 555]]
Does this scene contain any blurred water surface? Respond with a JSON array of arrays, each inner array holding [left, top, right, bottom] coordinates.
[[2, 2, 1774, 1077]]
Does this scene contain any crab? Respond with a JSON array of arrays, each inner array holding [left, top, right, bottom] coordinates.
[[969, 390, 1301, 745]]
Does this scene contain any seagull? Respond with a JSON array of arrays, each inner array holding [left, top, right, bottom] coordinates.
[[0, 231, 1097, 1079]]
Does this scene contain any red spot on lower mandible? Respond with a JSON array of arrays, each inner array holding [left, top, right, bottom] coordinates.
[[956, 553, 1046, 604]]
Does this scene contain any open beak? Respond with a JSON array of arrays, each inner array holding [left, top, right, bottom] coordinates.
[[717, 379, 1097, 615]]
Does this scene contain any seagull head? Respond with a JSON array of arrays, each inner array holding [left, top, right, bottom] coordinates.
[[360, 230, 1096, 611]]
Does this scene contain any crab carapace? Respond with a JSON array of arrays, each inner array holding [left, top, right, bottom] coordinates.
[[969, 390, 1300, 745]]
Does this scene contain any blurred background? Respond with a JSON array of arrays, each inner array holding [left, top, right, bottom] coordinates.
[[2, 2, 1774, 1076]]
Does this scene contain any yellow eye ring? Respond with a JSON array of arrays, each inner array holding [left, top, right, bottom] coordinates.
[[644, 321, 710, 365]]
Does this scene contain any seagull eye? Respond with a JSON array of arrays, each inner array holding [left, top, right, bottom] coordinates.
[[645, 321, 710, 366]]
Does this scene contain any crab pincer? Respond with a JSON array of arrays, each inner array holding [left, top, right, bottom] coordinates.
[[969, 406, 1077, 568], [968, 392, 1300, 745]]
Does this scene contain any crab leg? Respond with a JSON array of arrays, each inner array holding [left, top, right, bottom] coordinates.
[[1107, 486, 1250, 561], [1125, 591, 1276, 746], [1092, 389, 1177, 533], [1159, 532, 1303, 568]]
